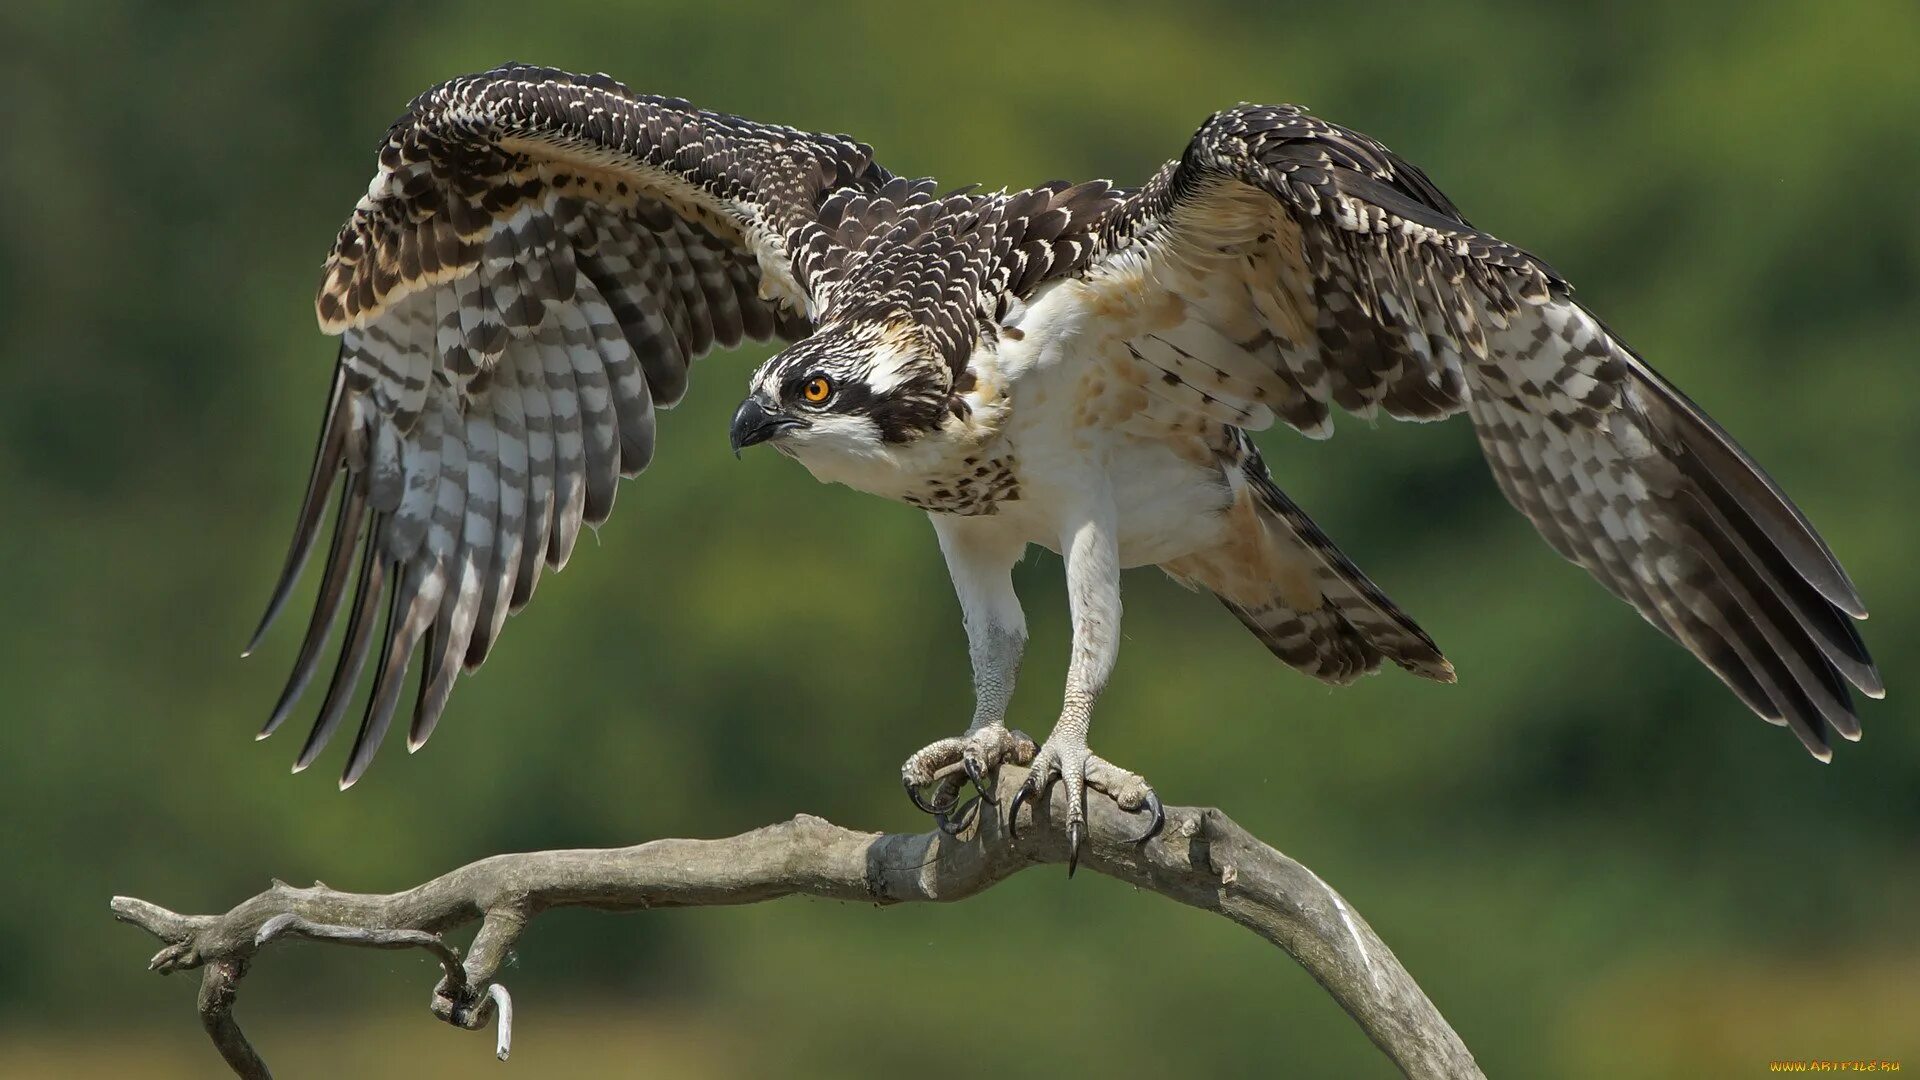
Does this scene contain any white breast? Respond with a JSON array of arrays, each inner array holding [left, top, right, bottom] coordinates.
[[984, 280, 1239, 567]]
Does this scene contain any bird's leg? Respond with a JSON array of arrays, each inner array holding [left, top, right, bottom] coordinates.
[[1008, 506, 1164, 872], [902, 518, 1037, 828]]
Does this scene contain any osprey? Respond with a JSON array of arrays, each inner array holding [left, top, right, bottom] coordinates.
[[252, 64, 1879, 869]]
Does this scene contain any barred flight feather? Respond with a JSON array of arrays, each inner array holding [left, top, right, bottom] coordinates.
[[1089, 102, 1876, 756], [254, 64, 859, 785]]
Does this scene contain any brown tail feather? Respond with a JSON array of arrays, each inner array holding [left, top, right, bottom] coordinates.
[[1218, 593, 1384, 685], [1166, 438, 1452, 686]]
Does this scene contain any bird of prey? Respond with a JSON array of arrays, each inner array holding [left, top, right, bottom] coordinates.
[[250, 64, 1879, 868]]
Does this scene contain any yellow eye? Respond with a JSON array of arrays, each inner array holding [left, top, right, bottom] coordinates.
[[801, 376, 832, 403]]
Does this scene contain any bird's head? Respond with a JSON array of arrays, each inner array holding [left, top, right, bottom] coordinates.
[[729, 317, 956, 467]]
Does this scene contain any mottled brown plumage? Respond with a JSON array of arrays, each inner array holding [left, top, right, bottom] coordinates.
[[1081, 103, 1878, 756]]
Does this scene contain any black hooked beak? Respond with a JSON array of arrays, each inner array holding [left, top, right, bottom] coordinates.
[[729, 394, 803, 456]]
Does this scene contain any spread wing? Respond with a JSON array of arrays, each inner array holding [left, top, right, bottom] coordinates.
[[249, 64, 891, 786], [1082, 104, 1880, 758]]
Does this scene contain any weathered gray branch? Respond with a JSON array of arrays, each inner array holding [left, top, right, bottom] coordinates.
[[113, 770, 1484, 1079]]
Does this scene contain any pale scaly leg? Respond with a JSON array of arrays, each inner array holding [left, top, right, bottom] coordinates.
[[1007, 500, 1164, 873], [901, 515, 1038, 832]]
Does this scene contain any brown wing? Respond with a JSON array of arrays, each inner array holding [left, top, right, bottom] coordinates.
[[1085, 104, 1878, 758], [249, 65, 891, 786]]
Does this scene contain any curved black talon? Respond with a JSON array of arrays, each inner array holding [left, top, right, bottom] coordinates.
[[1125, 790, 1167, 845], [1066, 819, 1083, 877], [937, 795, 981, 836], [1006, 768, 1063, 840], [963, 755, 995, 804], [1006, 781, 1032, 840], [904, 776, 959, 816]]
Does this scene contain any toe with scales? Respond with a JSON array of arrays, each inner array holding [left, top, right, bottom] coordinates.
[[900, 724, 1036, 818], [1006, 739, 1166, 876]]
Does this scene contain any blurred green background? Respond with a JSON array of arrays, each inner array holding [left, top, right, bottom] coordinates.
[[5, 1, 1917, 1076]]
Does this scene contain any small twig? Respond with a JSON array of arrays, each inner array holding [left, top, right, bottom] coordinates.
[[114, 771, 1483, 1079], [487, 983, 513, 1061], [197, 958, 268, 1080], [254, 911, 465, 983]]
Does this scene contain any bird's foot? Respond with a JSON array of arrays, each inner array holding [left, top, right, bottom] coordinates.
[[901, 724, 1037, 834], [1007, 736, 1165, 876]]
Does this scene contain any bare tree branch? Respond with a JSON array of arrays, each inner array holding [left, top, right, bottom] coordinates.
[[113, 771, 1484, 1079]]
